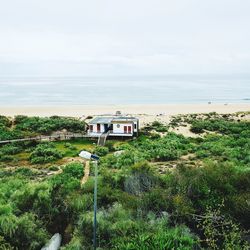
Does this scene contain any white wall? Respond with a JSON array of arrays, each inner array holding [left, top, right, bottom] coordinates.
[[90, 124, 105, 133], [112, 123, 133, 134], [133, 121, 138, 132], [89, 119, 138, 135]]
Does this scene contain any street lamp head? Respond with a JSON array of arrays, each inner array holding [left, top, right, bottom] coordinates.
[[79, 150, 100, 161]]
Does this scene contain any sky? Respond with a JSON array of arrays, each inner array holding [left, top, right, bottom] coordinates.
[[0, 0, 249, 77]]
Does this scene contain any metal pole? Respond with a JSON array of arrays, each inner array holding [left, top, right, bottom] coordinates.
[[93, 160, 98, 250]]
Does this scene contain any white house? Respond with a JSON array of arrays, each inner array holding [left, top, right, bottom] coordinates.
[[87, 115, 139, 137]]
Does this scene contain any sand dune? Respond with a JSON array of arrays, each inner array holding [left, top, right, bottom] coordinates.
[[0, 103, 249, 118]]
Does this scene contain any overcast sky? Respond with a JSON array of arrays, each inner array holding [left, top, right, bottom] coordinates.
[[0, 0, 249, 77]]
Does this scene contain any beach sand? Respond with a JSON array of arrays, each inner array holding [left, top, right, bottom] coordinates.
[[0, 103, 249, 115], [1, 103, 249, 117], [0, 103, 249, 125]]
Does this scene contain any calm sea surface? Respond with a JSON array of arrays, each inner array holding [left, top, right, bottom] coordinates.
[[0, 75, 249, 106]]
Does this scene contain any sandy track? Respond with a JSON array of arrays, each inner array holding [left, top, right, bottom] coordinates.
[[81, 160, 90, 185]]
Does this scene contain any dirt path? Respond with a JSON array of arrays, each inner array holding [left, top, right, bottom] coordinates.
[[81, 160, 90, 185]]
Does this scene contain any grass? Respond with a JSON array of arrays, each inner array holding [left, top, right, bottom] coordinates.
[[15, 152, 30, 164], [53, 138, 96, 157], [1, 114, 250, 249], [0, 138, 97, 166]]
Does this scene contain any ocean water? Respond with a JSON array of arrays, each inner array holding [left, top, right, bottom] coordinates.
[[0, 75, 249, 106]]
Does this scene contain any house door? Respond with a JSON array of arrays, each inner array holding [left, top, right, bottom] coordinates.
[[104, 124, 109, 132], [124, 126, 127, 133], [110, 124, 113, 132], [97, 124, 101, 133], [128, 126, 132, 134]]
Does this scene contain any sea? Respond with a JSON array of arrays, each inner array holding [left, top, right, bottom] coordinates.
[[0, 75, 249, 106]]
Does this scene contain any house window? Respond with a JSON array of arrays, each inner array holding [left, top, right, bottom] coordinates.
[[89, 125, 93, 132], [134, 123, 137, 129], [117, 124, 120, 128]]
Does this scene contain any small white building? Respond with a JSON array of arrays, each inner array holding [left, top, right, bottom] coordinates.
[[87, 115, 139, 137]]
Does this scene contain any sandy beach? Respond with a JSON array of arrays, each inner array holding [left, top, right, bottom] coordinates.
[[0, 103, 249, 117]]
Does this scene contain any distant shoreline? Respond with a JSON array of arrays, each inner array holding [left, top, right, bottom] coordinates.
[[0, 103, 249, 117]]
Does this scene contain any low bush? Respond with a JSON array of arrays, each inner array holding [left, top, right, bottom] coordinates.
[[14, 115, 85, 135], [132, 132, 192, 161], [49, 166, 59, 171], [64, 142, 77, 150], [190, 119, 250, 135], [29, 143, 63, 164], [151, 121, 169, 132], [0, 144, 22, 155], [0, 116, 11, 128], [94, 146, 109, 156]]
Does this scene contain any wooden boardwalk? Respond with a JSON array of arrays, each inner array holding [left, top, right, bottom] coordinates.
[[0, 133, 91, 144], [97, 131, 110, 146]]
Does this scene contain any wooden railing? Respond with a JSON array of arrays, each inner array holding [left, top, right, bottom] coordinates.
[[0, 133, 91, 144]]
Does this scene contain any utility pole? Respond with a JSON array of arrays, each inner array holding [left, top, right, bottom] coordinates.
[[79, 151, 100, 250]]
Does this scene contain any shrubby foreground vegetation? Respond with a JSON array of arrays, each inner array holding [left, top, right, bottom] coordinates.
[[0, 115, 85, 140], [0, 113, 249, 249]]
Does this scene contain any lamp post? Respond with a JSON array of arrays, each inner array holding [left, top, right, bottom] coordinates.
[[79, 150, 100, 250]]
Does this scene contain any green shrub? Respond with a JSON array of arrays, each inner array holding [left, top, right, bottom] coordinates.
[[29, 143, 63, 164], [0, 212, 49, 249], [14, 115, 85, 135], [190, 121, 204, 133], [0, 116, 11, 128], [149, 133, 161, 139], [0, 115, 249, 250], [190, 119, 250, 135], [132, 133, 191, 161], [0, 128, 23, 141], [63, 163, 83, 179], [198, 204, 249, 250], [49, 166, 59, 171], [0, 154, 15, 162], [0, 144, 22, 155], [64, 143, 77, 150], [124, 162, 157, 195], [113, 226, 196, 250], [151, 121, 169, 132], [15, 168, 34, 177], [105, 141, 115, 151], [94, 146, 109, 156]]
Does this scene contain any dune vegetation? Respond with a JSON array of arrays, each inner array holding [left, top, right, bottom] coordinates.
[[0, 113, 249, 249]]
